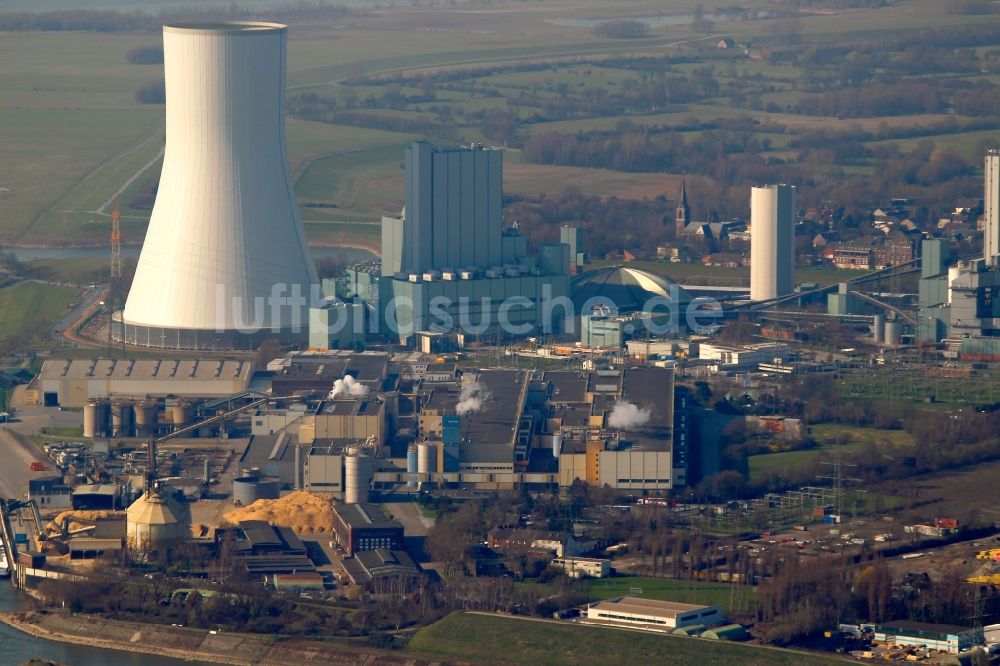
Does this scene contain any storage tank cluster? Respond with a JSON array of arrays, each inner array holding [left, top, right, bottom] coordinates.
[[89, 399, 278, 441], [344, 454, 373, 504], [233, 473, 280, 506], [871, 314, 903, 346], [83, 399, 202, 438]]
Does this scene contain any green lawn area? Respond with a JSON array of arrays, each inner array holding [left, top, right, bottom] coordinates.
[[518, 576, 755, 615], [23, 256, 108, 286], [748, 425, 915, 482], [0, 282, 79, 350], [409, 612, 851, 666]]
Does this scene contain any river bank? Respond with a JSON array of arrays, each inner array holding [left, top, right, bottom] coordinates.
[[0, 611, 245, 665], [0, 610, 428, 666]]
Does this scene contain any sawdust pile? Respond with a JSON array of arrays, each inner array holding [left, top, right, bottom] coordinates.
[[222, 491, 334, 534], [45, 510, 123, 535]]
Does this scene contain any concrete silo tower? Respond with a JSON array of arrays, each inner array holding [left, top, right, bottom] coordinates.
[[750, 184, 795, 302], [120, 22, 317, 349]]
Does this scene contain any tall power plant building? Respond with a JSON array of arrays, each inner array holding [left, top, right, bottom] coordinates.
[[120, 22, 317, 350], [749, 184, 795, 302], [984, 149, 1000, 266], [379, 141, 570, 342]]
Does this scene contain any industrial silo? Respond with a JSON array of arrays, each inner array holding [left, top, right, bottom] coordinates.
[[83, 400, 108, 438], [134, 401, 159, 438], [232, 475, 280, 506], [552, 434, 562, 460], [344, 454, 373, 504], [110, 401, 134, 437], [872, 314, 885, 344], [406, 444, 418, 488], [417, 442, 438, 475], [885, 320, 901, 346], [120, 22, 317, 350], [171, 401, 194, 429]]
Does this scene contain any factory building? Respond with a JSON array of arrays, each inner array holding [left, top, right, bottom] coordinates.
[[120, 22, 317, 350], [331, 503, 404, 556], [873, 622, 982, 654], [342, 548, 421, 586], [309, 299, 365, 351], [560, 225, 587, 274], [585, 597, 725, 632], [554, 366, 680, 491], [28, 358, 254, 408], [749, 184, 795, 302], [378, 141, 571, 342]]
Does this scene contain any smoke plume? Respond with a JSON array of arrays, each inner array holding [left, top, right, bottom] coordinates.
[[328, 374, 368, 400], [456, 379, 490, 416], [608, 401, 651, 430]]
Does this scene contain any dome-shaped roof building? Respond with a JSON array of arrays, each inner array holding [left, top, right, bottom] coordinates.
[[571, 266, 692, 314], [126, 485, 187, 552]]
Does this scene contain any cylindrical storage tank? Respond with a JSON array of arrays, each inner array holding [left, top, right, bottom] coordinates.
[[885, 320, 901, 346], [120, 22, 317, 349], [110, 401, 134, 437], [948, 265, 961, 304], [417, 442, 437, 475], [232, 476, 280, 506], [172, 401, 194, 428], [552, 435, 562, 460], [134, 401, 159, 438], [406, 444, 418, 489], [83, 401, 108, 438], [872, 314, 885, 344], [344, 454, 373, 504]]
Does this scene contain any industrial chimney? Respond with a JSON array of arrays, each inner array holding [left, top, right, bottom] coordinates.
[[120, 22, 317, 349]]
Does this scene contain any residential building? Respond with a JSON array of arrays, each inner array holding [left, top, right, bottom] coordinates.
[[552, 556, 610, 578]]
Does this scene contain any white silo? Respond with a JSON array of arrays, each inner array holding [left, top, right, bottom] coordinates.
[[750, 184, 795, 302], [121, 22, 317, 350], [344, 454, 373, 504]]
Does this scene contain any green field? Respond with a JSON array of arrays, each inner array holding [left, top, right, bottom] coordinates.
[[518, 576, 755, 615], [748, 425, 916, 482], [0, 282, 79, 350], [409, 612, 851, 666]]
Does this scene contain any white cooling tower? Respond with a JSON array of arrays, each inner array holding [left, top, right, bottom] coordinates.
[[121, 22, 317, 349], [749, 184, 795, 302]]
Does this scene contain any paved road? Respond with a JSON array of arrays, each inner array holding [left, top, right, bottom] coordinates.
[[385, 501, 434, 536], [0, 427, 50, 499]]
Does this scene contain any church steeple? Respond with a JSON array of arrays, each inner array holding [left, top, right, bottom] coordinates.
[[675, 178, 691, 237]]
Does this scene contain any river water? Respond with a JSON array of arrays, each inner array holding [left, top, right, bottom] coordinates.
[[0, 583, 212, 666]]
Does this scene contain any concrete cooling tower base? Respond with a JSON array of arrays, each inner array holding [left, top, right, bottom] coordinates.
[[113, 312, 307, 351]]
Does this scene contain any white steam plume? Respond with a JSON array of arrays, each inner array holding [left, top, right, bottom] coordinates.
[[608, 401, 651, 430], [328, 374, 368, 400], [456, 379, 491, 416]]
